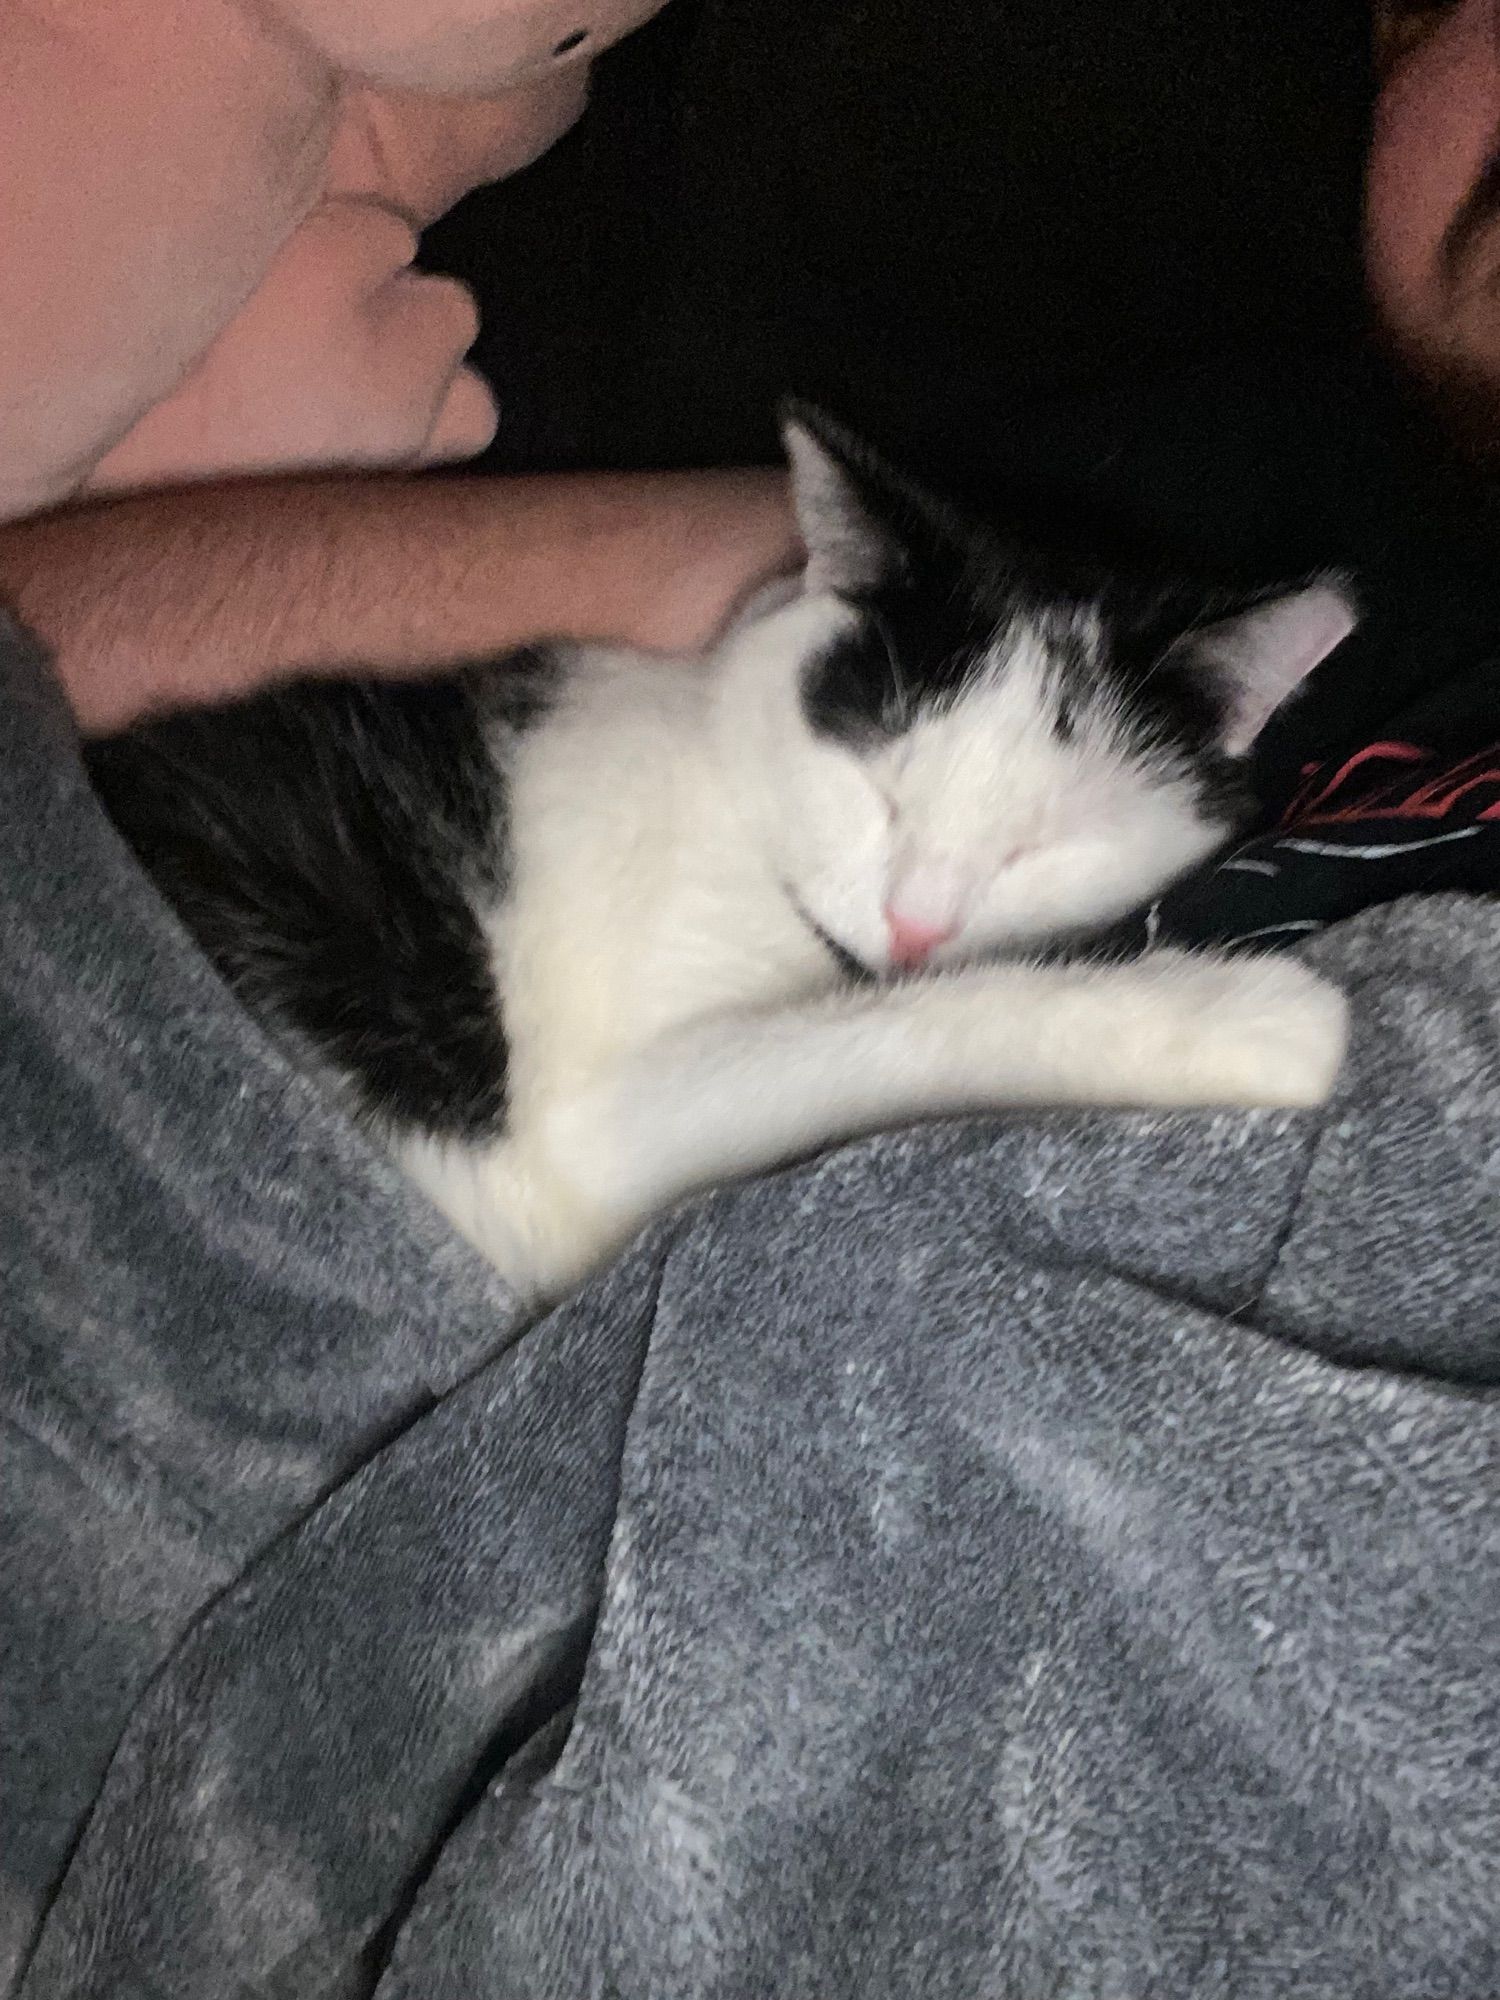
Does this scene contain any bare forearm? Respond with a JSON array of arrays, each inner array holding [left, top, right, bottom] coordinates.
[[0, 468, 797, 734]]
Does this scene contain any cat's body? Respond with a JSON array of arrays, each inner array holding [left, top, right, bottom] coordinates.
[[87, 411, 1356, 1299]]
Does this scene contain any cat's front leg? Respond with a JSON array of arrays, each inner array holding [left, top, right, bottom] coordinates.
[[1094, 947, 1350, 1111], [536, 949, 1348, 1261]]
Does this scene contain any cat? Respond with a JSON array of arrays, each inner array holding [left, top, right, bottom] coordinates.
[[85, 405, 1356, 1301]]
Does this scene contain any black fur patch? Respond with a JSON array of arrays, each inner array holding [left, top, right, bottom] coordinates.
[[86, 655, 559, 1139], [466, 645, 563, 736], [801, 581, 994, 743], [790, 406, 1309, 841], [1093, 581, 1271, 821], [801, 495, 1269, 838]]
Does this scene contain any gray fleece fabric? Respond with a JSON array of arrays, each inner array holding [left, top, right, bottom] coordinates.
[[3, 614, 1498, 1999]]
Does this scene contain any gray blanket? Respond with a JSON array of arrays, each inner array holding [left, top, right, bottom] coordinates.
[[3, 615, 1498, 1998]]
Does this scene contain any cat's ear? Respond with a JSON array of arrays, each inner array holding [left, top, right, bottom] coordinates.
[[779, 401, 909, 596], [1176, 579, 1358, 756]]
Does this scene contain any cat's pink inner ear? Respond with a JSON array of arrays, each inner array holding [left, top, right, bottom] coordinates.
[[780, 410, 892, 595], [1206, 582, 1359, 756]]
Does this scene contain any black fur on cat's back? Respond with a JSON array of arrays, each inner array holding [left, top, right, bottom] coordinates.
[[85, 654, 559, 1137]]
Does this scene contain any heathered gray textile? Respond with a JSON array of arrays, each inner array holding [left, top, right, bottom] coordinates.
[[0, 620, 527, 1986], [4, 615, 1499, 1997]]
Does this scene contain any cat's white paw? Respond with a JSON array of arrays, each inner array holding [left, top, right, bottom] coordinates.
[[1143, 950, 1350, 1109]]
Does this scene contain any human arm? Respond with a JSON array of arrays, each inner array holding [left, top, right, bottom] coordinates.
[[0, 468, 798, 734]]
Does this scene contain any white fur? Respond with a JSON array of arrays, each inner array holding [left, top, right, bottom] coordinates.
[[397, 583, 1349, 1302], [713, 596, 1231, 969]]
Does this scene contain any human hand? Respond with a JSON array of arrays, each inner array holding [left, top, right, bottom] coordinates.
[[87, 55, 632, 493], [0, 0, 670, 522], [86, 197, 498, 493]]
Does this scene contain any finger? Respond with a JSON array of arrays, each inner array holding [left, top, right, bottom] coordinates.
[[417, 365, 500, 465]]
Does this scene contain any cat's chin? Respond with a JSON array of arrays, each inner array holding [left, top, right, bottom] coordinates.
[[787, 890, 1055, 983], [801, 909, 881, 985]]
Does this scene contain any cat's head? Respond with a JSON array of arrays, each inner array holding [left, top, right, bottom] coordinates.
[[713, 403, 1357, 975]]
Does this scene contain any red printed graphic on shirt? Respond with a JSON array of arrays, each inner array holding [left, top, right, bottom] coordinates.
[[1278, 741, 1500, 832]]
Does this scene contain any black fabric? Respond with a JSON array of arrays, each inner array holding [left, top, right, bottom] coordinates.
[[422, 0, 1500, 928], [1132, 646, 1500, 954]]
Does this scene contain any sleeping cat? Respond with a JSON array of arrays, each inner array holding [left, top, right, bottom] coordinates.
[[86, 407, 1356, 1300]]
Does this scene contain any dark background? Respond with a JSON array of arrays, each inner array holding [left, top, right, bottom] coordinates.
[[423, 0, 1500, 800]]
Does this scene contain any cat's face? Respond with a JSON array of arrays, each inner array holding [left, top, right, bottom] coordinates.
[[721, 593, 1233, 972], [716, 408, 1356, 977]]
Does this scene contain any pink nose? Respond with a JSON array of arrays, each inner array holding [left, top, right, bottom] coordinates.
[[884, 909, 956, 970]]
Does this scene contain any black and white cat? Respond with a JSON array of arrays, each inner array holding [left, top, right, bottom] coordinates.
[[87, 408, 1356, 1299]]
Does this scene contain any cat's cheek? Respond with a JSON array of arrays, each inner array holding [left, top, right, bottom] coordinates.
[[803, 806, 892, 959], [798, 874, 886, 971]]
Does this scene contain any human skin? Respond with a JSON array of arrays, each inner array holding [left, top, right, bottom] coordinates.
[[0, 469, 797, 734], [0, 0, 799, 728], [0, 0, 336, 523], [8, 4, 1492, 732], [1366, 0, 1500, 456], [0, 0, 666, 518]]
